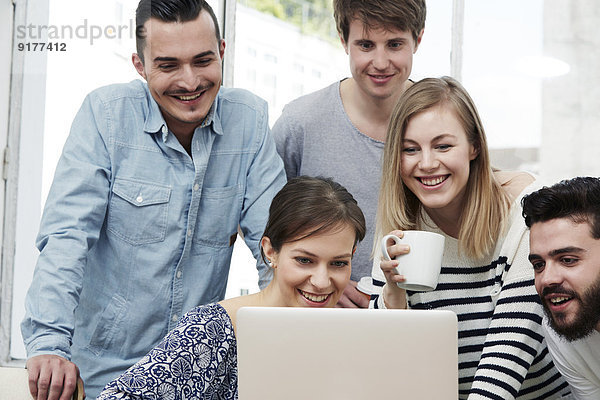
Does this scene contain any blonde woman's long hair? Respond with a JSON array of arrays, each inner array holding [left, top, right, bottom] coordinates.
[[375, 76, 511, 260]]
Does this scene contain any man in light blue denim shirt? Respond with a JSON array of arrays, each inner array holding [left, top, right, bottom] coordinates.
[[21, 1, 286, 398]]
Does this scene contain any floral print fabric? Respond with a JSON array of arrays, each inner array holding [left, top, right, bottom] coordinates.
[[97, 303, 238, 399]]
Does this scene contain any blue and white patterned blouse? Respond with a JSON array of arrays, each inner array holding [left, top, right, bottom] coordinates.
[[97, 303, 238, 399]]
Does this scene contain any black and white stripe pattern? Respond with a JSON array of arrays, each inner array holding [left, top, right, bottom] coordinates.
[[370, 206, 572, 399]]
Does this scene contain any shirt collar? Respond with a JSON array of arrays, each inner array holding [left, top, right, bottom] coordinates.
[[206, 96, 223, 136], [142, 83, 224, 141]]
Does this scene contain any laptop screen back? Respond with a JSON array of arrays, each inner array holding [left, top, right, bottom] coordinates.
[[236, 307, 458, 400]]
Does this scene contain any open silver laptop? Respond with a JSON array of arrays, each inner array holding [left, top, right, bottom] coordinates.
[[236, 307, 458, 400]]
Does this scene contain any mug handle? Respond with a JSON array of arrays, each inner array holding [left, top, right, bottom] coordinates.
[[381, 234, 402, 261]]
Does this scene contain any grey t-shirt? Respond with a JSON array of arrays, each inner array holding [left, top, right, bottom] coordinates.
[[272, 80, 384, 281]]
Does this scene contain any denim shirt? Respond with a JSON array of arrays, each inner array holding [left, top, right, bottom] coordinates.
[[21, 80, 286, 398]]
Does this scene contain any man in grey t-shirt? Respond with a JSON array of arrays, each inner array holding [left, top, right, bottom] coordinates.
[[273, 0, 425, 307]]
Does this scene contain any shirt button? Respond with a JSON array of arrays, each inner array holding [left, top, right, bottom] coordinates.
[[161, 126, 168, 134], [176, 270, 182, 278], [136, 196, 143, 203], [187, 229, 193, 237], [193, 183, 200, 191], [172, 314, 178, 322]]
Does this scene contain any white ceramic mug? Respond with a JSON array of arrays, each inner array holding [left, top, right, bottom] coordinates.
[[380, 231, 445, 291]]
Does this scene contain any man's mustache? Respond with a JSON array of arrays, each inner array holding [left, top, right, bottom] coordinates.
[[167, 83, 214, 96], [541, 285, 578, 299]]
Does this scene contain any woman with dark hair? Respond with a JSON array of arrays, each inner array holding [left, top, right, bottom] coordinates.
[[98, 176, 366, 399]]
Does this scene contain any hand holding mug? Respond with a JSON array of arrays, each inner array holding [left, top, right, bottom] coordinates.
[[379, 230, 411, 284], [381, 230, 445, 292], [379, 230, 411, 308]]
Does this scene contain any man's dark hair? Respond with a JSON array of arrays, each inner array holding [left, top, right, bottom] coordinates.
[[135, 0, 221, 63], [522, 176, 600, 239]]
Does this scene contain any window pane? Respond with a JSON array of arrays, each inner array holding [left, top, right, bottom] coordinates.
[[411, 0, 452, 80], [463, 0, 600, 180], [463, 0, 542, 172], [233, 1, 348, 123], [541, 0, 600, 179], [234, 0, 452, 123]]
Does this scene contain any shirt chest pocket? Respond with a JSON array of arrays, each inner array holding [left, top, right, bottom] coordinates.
[[193, 184, 242, 251], [107, 178, 172, 245]]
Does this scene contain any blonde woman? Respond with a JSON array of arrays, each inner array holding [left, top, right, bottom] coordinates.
[[372, 77, 571, 399]]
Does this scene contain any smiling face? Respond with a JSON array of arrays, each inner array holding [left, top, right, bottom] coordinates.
[[529, 217, 600, 340], [262, 224, 355, 308], [132, 10, 225, 137], [342, 18, 421, 102], [400, 105, 478, 219]]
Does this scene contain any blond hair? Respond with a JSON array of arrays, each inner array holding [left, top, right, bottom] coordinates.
[[376, 76, 511, 260]]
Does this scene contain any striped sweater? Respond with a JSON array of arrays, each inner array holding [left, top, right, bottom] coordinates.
[[370, 188, 572, 399]]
